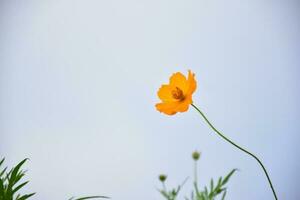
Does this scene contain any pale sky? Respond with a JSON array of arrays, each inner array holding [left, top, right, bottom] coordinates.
[[1, 0, 299, 199]]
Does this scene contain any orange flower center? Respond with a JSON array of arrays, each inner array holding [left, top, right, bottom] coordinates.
[[171, 87, 185, 100]]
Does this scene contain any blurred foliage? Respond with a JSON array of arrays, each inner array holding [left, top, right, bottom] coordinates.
[[186, 169, 237, 200], [0, 158, 109, 200], [68, 196, 109, 200], [158, 152, 236, 200], [0, 158, 35, 200]]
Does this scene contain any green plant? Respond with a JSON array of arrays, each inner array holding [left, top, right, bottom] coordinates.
[[0, 158, 109, 200], [68, 196, 109, 200], [187, 169, 237, 200], [0, 158, 35, 200], [158, 152, 236, 200], [158, 175, 188, 200]]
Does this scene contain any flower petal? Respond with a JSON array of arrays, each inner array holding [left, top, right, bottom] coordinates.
[[169, 72, 188, 94], [157, 84, 176, 102], [187, 70, 197, 94], [175, 96, 192, 112], [155, 95, 192, 114], [155, 102, 178, 115]]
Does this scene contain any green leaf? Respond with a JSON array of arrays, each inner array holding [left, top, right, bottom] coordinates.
[[160, 190, 170, 199], [75, 196, 109, 200], [193, 182, 201, 197], [8, 159, 28, 189], [221, 190, 227, 200], [0, 178, 4, 196], [12, 181, 29, 195], [0, 158, 5, 167], [0, 167, 8, 178], [222, 169, 237, 185], [217, 177, 222, 187], [16, 192, 35, 200], [210, 179, 213, 192]]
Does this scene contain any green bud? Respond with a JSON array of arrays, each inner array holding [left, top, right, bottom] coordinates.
[[192, 151, 201, 161], [159, 174, 167, 182]]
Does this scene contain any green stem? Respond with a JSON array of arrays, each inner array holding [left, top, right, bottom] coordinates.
[[191, 104, 278, 200], [162, 182, 167, 192], [194, 160, 198, 185]]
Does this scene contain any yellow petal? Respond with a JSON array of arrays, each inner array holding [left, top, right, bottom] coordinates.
[[155, 102, 178, 115], [157, 84, 176, 102], [174, 96, 192, 112], [187, 70, 197, 94], [169, 72, 188, 94]]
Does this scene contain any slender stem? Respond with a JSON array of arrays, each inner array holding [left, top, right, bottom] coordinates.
[[162, 182, 167, 192], [191, 104, 278, 200], [194, 160, 198, 184]]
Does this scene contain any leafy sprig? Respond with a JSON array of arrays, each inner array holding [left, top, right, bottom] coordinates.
[[68, 196, 110, 200], [0, 158, 35, 200], [188, 169, 237, 200], [0, 158, 109, 200], [158, 177, 189, 200], [158, 152, 237, 200]]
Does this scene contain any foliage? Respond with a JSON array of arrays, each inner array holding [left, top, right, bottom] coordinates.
[[186, 169, 237, 200], [0, 158, 35, 200], [158, 152, 237, 200], [0, 158, 109, 200], [158, 177, 188, 200], [68, 196, 109, 200]]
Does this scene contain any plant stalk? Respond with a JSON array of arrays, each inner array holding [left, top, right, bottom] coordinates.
[[191, 104, 278, 200], [194, 160, 198, 185]]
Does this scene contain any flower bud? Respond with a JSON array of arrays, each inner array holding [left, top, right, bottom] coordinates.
[[159, 174, 167, 182], [192, 151, 201, 161]]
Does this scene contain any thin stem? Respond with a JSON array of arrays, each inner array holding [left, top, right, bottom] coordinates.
[[191, 104, 278, 200], [194, 160, 198, 185], [162, 182, 167, 192]]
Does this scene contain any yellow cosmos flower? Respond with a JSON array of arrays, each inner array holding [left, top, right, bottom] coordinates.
[[154, 69, 278, 200], [155, 70, 197, 115]]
